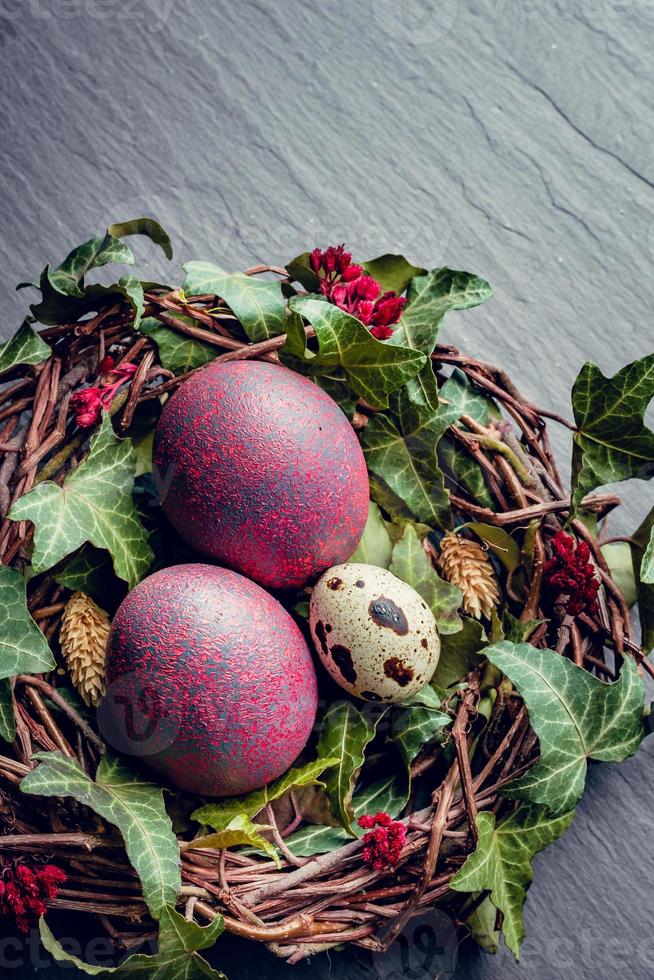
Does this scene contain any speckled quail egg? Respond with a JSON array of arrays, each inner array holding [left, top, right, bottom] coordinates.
[[309, 562, 440, 703]]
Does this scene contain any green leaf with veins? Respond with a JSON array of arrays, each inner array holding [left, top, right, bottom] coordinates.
[[288, 296, 426, 409], [54, 545, 119, 605], [0, 567, 55, 725], [362, 254, 426, 294], [389, 524, 462, 634], [451, 805, 575, 958], [317, 374, 358, 419], [28, 270, 146, 327], [139, 316, 216, 374], [285, 774, 407, 857], [390, 689, 451, 780], [439, 437, 494, 510], [432, 616, 487, 690], [601, 542, 638, 608], [485, 641, 645, 815], [466, 896, 501, 954], [9, 414, 152, 589], [107, 217, 174, 260], [116, 275, 145, 330], [0, 321, 51, 372], [285, 251, 320, 292], [463, 522, 521, 572], [48, 233, 134, 296], [21, 752, 180, 919], [632, 507, 654, 651], [389, 268, 492, 354], [314, 701, 383, 836], [192, 757, 338, 831], [0, 680, 15, 743], [570, 354, 654, 510], [182, 262, 287, 342], [641, 521, 654, 584], [185, 814, 280, 866], [350, 501, 393, 568], [40, 905, 226, 979]]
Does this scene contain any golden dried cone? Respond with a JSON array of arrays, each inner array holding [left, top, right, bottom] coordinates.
[[439, 532, 500, 619], [59, 592, 110, 707]]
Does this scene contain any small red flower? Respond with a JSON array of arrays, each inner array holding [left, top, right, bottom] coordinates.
[[97, 354, 116, 375], [310, 245, 364, 299], [71, 362, 138, 429], [544, 530, 600, 616], [310, 245, 407, 341], [0, 860, 66, 934], [358, 811, 407, 871], [71, 387, 104, 428]]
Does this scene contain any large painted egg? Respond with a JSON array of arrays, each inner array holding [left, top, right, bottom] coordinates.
[[152, 360, 369, 590], [100, 564, 318, 796], [309, 563, 440, 702]]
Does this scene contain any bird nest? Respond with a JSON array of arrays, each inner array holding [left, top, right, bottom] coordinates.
[[0, 225, 651, 972]]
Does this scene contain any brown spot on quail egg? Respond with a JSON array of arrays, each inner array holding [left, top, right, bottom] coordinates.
[[309, 563, 440, 702]]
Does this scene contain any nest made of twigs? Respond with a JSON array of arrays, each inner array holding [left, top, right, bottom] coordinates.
[[0, 270, 647, 964]]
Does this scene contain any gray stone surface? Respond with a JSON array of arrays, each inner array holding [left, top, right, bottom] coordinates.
[[0, 1, 653, 977]]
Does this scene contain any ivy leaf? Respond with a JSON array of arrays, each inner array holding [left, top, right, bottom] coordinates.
[[389, 268, 492, 354], [432, 616, 487, 690], [192, 758, 338, 832], [54, 545, 117, 603], [632, 507, 654, 651], [439, 437, 494, 510], [28, 273, 144, 327], [185, 814, 280, 867], [362, 394, 450, 526], [21, 752, 181, 919], [570, 354, 654, 510], [183, 262, 287, 342], [350, 501, 393, 568], [288, 296, 426, 410], [500, 611, 547, 644], [10, 414, 153, 589], [466, 896, 500, 954], [390, 691, 451, 778], [47, 234, 134, 297], [641, 522, 654, 584], [285, 251, 320, 292], [285, 775, 407, 857], [389, 524, 462, 635], [107, 217, 174, 261], [362, 254, 426, 294], [0, 321, 51, 373], [0, 566, 55, 732], [40, 905, 226, 978], [139, 316, 216, 374], [463, 523, 521, 573], [0, 680, 15, 743], [485, 641, 645, 815], [315, 701, 382, 836], [451, 805, 575, 958], [116, 275, 145, 330], [601, 542, 638, 608]]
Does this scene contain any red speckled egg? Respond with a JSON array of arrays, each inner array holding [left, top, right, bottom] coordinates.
[[152, 360, 369, 590], [100, 563, 318, 797]]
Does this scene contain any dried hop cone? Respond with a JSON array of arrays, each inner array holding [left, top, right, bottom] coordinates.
[[439, 532, 500, 620], [59, 592, 110, 707]]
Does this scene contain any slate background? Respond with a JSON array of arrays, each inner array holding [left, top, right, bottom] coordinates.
[[1, 0, 653, 977]]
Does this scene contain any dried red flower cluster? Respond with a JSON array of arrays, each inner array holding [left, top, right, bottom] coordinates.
[[0, 860, 66, 934], [310, 245, 406, 340], [358, 811, 407, 870], [71, 357, 137, 429], [544, 530, 600, 616]]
